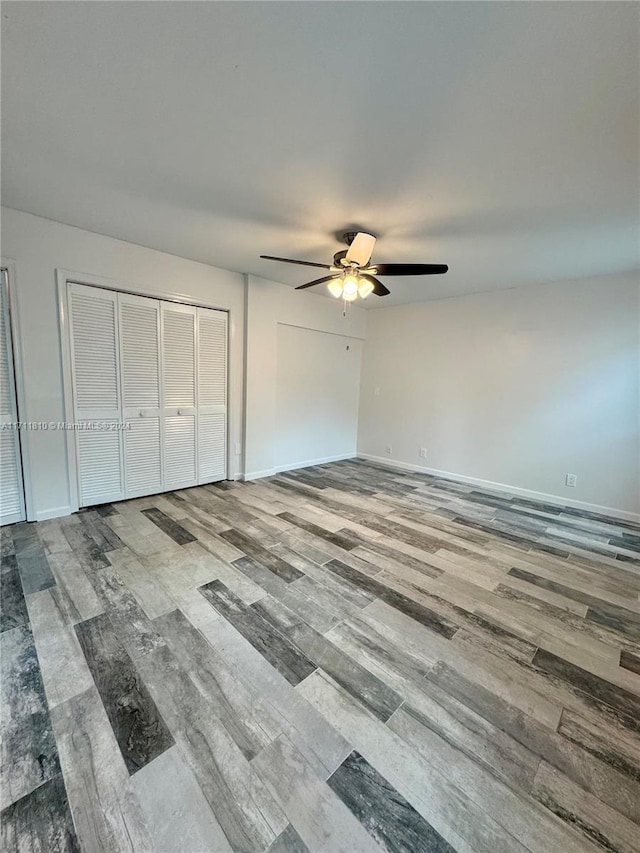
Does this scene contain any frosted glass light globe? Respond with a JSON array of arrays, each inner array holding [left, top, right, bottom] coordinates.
[[327, 279, 343, 298], [342, 275, 359, 297], [358, 278, 374, 298]]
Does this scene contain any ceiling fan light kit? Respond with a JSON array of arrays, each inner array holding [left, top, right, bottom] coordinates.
[[260, 231, 448, 301]]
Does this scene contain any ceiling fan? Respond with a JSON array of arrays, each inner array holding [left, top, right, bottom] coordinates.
[[260, 231, 448, 300]]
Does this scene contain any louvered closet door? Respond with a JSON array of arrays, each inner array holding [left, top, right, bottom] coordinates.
[[0, 271, 25, 525], [68, 283, 124, 506], [162, 303, 197, 490], [119, 293, 163, 497], [197, 308, 227, 483]]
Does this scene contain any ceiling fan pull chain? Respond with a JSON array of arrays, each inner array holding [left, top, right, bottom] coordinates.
[[342, 300, 355, 338]]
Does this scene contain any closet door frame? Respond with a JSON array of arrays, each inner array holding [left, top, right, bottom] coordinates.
[[1, 260, 34, 522], [57, 269, 232, 514]]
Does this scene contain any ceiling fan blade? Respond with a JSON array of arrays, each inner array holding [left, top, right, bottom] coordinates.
[[372, 263, 448, 276], [295, 275, 339, 291], [346, 233, 376, 267], [260, 255, 331, 270], [361, 275, 390, 297]]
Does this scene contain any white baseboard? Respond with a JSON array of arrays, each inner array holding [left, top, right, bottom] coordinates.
[[33, 505, 73, 522], [276, 453, 356, 474], [357, 453, 640, 523], [241, 453, 356, 482], [241, 468, 276, 482]]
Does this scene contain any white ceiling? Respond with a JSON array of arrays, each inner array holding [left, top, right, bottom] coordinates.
[[2, 1, 638, 307]]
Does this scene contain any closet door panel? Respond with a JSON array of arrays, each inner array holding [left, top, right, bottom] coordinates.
[[0, 431, 24, 523], [120, 295, 161, 410], [197, 309, 227, 407], [164, 415, 196, 489], [120, 293, 163, 497], [198, 413, 226, 482], [0, 272, 25, 524], [162, 303, 197, 489], [197, 308, 227, 483], [69, 284, 120, 418], [77, 429, 123, 505], [124, 418, 162, 495], [162, 305, 196, 409], [68, 284, 124, 506]]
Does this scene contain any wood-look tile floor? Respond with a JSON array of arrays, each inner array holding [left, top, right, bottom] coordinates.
[[1, 458, 640, 853]]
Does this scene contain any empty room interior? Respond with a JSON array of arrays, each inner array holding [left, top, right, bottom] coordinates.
[[1, 2, 639, 852]]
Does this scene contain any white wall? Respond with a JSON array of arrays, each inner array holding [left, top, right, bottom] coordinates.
[[1, 207, 245, 520], [358, 272, 640, 518], [244, 275, 365, 478]]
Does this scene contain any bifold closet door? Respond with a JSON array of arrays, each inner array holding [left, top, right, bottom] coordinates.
[[68, 284, 228, 507], [197, 307, 227, 483], [162, 302, 197, 490], [68, 283, 124, 506], [120, 293, 163, 496], [0, 271, 26, 525]]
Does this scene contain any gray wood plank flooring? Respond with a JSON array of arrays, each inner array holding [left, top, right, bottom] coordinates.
[[1, 458, 639, 852]]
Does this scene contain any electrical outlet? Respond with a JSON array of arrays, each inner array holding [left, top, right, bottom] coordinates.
[[419, 448, 428, 459], [374, 387, 381, 396], [565, 473, 577, 487], [385, 444, 392, 455], [235, 442, 242, 456]]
